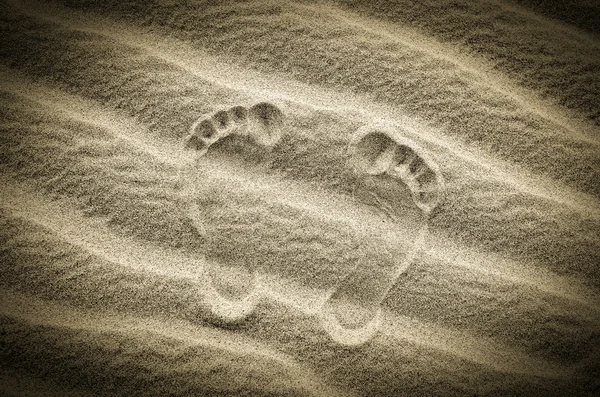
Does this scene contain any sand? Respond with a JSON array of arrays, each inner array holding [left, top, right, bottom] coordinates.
[[1, 0, 599, 395]]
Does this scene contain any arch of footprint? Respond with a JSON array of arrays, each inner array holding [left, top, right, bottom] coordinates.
[[182, 102, 445, 346]]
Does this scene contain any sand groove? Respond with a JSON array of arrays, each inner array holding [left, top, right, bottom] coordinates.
[[0, 290, 349, 397], [7, 0, 600, 209], [1, 0, 599, 395], [1, 174, 597, 377], [293, 0, 600, 145]]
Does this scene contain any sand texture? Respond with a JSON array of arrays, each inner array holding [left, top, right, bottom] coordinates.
[[1, 0, 599, 395]]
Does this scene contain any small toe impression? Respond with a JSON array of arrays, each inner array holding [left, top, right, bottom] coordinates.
[[248, 102, 284, 147], [320, 300, 382, 346], [194, 119, 218, 140], [349, 128, 445, 214], [387, 143, 444, 213], [212, 110, 230, 130], [184, 118, 219, 154], [184, 133, 208, 152], [228, 105, 249, 124]]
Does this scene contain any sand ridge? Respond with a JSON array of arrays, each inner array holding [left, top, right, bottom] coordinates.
[[2, 64, 594, 288], [1, 0, 599, 395], [292, 0, 600, 145], [8, 0, 600, 208], [0, 180, 585, 380]]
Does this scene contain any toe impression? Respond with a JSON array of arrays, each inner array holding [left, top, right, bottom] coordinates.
[[184, 102, 284, 157], [349, 127, 445, 215]]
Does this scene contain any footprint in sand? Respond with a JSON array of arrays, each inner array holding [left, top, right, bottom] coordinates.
[[319, 126, 445, 346], [185, 103, 283, 155], [183, 109, 444, 346], [182, 102, 284, 323]]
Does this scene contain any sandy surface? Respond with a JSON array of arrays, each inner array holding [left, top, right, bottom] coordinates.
[[1, 0, 599, 395]]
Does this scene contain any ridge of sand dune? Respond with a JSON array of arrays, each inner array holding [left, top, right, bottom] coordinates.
[[486, 0, 600, 43], [0, 185, 583, 382], [0, 182, 203, 282], [1, 0, 599, 395], [0, 291, 300, 371], [0, 290, 350, 397], [6, 0, 600, 198], [2, 171, 597, 377], [0, 69, 186, 169], [2, 71, 599, 294], [503, 0, 600, 36], [334, 0, 600, 124], [292, 1, 599, 145]]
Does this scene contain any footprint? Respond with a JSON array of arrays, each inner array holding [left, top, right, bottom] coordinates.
[[184, 114, 443, 342], [348, 127, 444, 214], [182, 102, 285, 323], [320, 126, 444, 346], [184, 102, 283, 155]]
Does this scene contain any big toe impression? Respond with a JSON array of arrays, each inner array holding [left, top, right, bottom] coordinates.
[[248, 102, 284, 147]]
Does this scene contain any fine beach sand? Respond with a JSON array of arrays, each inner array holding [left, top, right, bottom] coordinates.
[[1, 0, 599, 396]]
